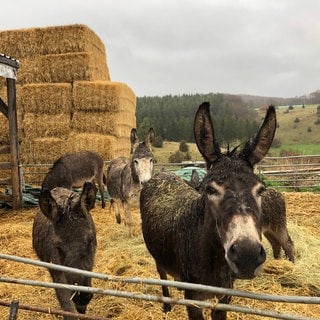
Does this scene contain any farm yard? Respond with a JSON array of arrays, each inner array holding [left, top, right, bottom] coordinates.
[[1, 23, 320, 320], [0, 191, 320, 319]]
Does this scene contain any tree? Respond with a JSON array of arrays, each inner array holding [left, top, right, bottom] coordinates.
[[137, 117, 153, 140]]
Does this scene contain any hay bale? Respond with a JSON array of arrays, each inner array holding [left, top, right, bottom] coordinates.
[[73, 81, 136, 112], [64, 132, 130, 160], [0, 24, 106, 58], [23, 113, 70, 139], [15, 52, 109, 85], [20, 137, 65, 164], [71, 111, 135, 137], [19, 133, 130, 165], [18, 83, 72, 114]]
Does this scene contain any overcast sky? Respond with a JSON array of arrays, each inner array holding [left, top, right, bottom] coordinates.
[[2, 0, 320, 98]]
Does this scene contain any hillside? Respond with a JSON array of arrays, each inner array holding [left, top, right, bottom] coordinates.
[[152, 104, 320, 163], [263, 104, 320, 155]]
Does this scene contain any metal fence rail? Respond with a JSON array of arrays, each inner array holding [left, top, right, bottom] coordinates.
[[256, 155, 320, 191], [0, 253, 319, 320], [16, 154, 320, 191]]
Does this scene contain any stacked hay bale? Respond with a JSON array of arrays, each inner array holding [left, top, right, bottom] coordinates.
[[0, 24, 136, 172]]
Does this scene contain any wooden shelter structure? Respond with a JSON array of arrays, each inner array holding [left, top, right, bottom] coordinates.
[[0, 53, 22, 209]]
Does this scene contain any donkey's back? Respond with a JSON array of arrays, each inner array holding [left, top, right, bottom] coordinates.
[[42, 150, 107, 208]]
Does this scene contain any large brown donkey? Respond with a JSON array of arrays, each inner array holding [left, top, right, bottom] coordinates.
[[107, 128, 155, 237], [140, 102, 277, 320], [32, 182, 97, 320]]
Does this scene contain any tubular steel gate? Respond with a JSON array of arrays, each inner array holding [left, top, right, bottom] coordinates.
[[0, 254, 319, 319]]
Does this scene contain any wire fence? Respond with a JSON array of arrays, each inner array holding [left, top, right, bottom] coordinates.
[[0, 253, 319, 320]]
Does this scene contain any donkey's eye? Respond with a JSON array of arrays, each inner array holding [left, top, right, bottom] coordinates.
[[206, 185, 219, 196], [150, 158, 154, 164], [256, 185, 266, 196]]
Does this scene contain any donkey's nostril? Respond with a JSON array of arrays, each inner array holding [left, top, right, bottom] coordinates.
[[258, 245, 266, 264]]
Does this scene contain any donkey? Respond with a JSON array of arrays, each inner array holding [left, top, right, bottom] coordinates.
[[106, 128, 155, 237], [261, 188, 295, 261], [42, 150, 107, 208], [32, 182, 97, 319], [140, 102, 277, 320]]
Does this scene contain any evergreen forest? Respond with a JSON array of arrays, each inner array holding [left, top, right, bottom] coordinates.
[[136, 93, 261, 146]]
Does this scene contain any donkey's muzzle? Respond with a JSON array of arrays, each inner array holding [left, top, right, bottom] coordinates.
[[226, 238, 266, 279]]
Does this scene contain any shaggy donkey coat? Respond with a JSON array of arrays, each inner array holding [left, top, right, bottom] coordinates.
[[140, 102, 277, 320], [33, 182, 97, 319]]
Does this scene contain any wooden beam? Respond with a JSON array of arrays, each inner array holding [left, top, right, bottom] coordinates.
[[0, 54, 19, 69], [0, 162, 11, 169], [0, 178, 12, 185], [0, 97, 8, 118], [7, 78, 22, 209], [0, 145, 10, 154], [0, 192, 13, 206]]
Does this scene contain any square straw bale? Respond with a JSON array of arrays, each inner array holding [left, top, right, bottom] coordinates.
[[23, 113, 70, 139], [20, 137, 66, 164], [0, 24, 106, 58], [64, 132, 117, 160], [18, 83, 72, 114], [70, 111, 135, 137], [38, 24, 107, 56], [73, 81, 136, 112], [112, 137, 132, 158], [17, 52, 110, 84], [0, 27, 39, 58]]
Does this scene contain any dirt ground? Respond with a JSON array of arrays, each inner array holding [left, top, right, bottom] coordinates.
[[0, 192, 319, 319]]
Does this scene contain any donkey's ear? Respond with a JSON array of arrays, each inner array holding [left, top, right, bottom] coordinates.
[[194, 102, 221, 167], [39, 189, 59, 222], [81, 182, 97, 211], [130, 128, 139, 145], [130, 128, 139, 153], [145, 127, 155, 148], [239, 105, 277, 166], [190, 169, 200, 189]]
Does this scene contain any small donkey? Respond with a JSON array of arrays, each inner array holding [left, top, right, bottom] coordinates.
[[106, 128, 155, 237], [32, 182, 97, 319], [42, 150, 107, 208]]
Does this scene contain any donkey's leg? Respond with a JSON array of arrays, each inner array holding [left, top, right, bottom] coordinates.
[[111, 199, 121, 224], [50, 271, 78, 319], [156, 265, 172, 313], [122, 201, 134, 237], [96, 177, 106, 208], [272, 228, 295, 262], [264, 229, 295, 262], [263, 230, 281, 259], [184, 289, 206, 320]]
